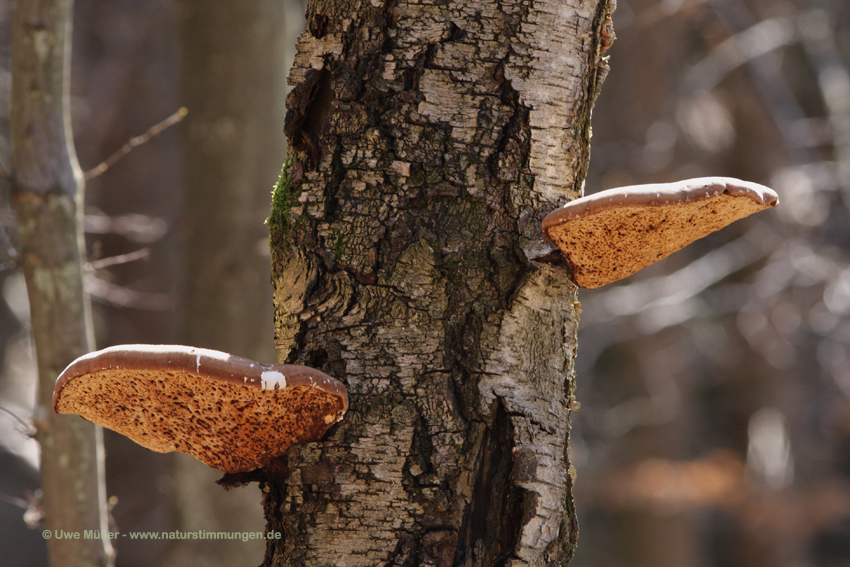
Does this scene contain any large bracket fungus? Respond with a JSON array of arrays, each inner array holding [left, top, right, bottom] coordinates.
[[542, 177, 779, 289], [53, 345, 348, 474]]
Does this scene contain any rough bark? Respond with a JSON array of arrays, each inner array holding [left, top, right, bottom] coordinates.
[[10, 0, 113, 565], [266, 0, 613, 565], [166, 2, 287, 566]]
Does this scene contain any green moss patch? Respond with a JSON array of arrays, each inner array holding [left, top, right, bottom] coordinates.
[[266, 156, 302, 243]]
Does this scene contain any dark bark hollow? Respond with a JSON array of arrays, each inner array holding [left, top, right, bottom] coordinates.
[[267, 0, 613, 565]]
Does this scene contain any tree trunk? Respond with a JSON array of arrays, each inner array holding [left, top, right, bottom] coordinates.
[[265, 0, 613, 565], [10, 0, 113, 565], [166, 2, 287, 566], [176, 0, 282, 364]]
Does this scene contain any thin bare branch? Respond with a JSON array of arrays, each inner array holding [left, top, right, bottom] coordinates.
[[84, 274, 173, 310], [85, 247, 150, 272], [84, 107, 188, 180], [684, 16, 796, 93], [0, 491, 29, 510], [707, 0, 815, 162], [84, 211, 169, 243], [0, 404, 36, 437]]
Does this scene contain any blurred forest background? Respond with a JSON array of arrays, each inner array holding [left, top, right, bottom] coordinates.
[[0, 0, 849, 566]]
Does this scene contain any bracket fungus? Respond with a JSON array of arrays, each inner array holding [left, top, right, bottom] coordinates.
[[542, 177, 779, 289], [53, 345, 348, 474]]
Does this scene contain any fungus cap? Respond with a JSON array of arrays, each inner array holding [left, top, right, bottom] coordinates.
[[53, 345, 348, 473], [541, 177, 779, 289]]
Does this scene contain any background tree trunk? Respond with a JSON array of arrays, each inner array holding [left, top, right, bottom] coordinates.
[[267, 0, 613, 564], [176, 0, 283, 364], [10, 0, 113, 565], [165, 2, 288, 566]]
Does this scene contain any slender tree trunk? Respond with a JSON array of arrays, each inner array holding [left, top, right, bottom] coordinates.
[[10, 0, 113, 566], [166, 2, 287, 565], [266, 0, 613, 565]]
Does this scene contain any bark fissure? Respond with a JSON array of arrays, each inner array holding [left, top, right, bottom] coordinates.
[[456, 401, 526, 566]]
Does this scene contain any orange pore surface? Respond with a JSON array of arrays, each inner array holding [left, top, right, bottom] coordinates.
[[55, 369, 346, 473], [545, 194, 765, 289]]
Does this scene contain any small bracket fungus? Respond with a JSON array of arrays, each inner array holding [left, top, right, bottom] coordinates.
[[53, 345, 348, 474], [542, 177, 779, 289]]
